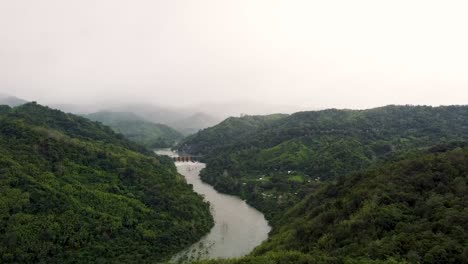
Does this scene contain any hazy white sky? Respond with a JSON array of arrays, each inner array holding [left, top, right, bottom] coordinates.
[[1, 0, 467, 109]]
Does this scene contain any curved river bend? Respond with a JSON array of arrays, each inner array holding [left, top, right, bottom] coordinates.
[[155, 149, 271, 263]]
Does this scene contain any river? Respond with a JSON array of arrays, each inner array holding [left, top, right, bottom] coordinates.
[[154, 149, 271, 263]]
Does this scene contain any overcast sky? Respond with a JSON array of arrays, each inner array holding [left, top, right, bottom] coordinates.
[[1, 0, 467, 109]]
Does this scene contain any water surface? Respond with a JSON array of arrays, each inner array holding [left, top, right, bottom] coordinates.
[[155, 149, 271, 263]]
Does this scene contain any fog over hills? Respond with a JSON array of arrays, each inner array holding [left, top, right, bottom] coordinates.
[[0, 93, 312, 135], [0, 93, 28, 107], [55, 100, 307, 135], [53, 102, 223, 135], [2, 1, 468, 263], [2, 1, 467, 110], [46, 99, 310, 119]]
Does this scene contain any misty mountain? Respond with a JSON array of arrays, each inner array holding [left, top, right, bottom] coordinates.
[[49, 102, 221, 135], [48, 103, 105, 114], [86, 111, 184, 148], [0, 94, 28, 107], [86, 111, 144, 123], [109, 103, 188, 124], [168, 112, 222, 135], [191, 100, 312, 118], [109, 104, 222, 135], [37, 100, 312, 136]]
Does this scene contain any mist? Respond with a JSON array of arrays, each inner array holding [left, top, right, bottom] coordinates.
[[1, 0, 467, 112]]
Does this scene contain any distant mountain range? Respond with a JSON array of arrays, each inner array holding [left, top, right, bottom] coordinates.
[[86, 111, 184, 148], [0, 94, 28, 107], [0, 95, 221, 149], [168, 112, 221, 135], [0, 94, 312, 136], [51, 103, 222, 136], [102, 104, 222, 135]]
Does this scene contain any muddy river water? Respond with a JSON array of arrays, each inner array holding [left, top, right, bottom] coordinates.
[[154, 149, 271, 263]]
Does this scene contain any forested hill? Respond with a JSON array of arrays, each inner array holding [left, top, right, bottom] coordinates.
[[177, 105, 468, 219], [198, 146, 468, 264], [0, 103, 213, 263], [7, 103, 148, 154], [109, 120, 184, 148], [86, 111, 184, 148], [178, 113, 288, 155]]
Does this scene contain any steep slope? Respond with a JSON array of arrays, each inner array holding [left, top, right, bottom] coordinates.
[[87, 111, 184, 148], [0, 103, 213, 263], [178, 105, 468, 219], [198, 146, 468, 264]]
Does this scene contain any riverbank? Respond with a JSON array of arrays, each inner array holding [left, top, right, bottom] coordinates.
[[154, 149, 270, 263]]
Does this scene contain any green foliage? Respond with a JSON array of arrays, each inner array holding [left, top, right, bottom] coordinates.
[[178, 114, 288, 155], [0, 103, 213, 263], [10, 103, 148, 153], [180, 105, 468, 264], [87, 111, 184, 148], [178, 105, 468, 221], [196, 147, 467, 264], [108, 120, 183, 148], [251, 147, 468, 264]]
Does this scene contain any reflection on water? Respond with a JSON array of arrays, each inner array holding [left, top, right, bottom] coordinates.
[[154, 149, 271, 263]]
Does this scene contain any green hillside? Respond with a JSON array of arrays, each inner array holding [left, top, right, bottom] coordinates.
[[87, 111, 184, 148], [104, 120, 183, 148], [0, 103, 213, 263], [178, 113, 288, 155], [178, 105, 468, 220], [197, 145, 468, 264]]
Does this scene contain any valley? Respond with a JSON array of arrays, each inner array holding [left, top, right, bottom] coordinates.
[[154, 149, 270, 263], [2, 2, 467, 263], [0, 102, 466, 264], [177, 106, 468, 263]]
